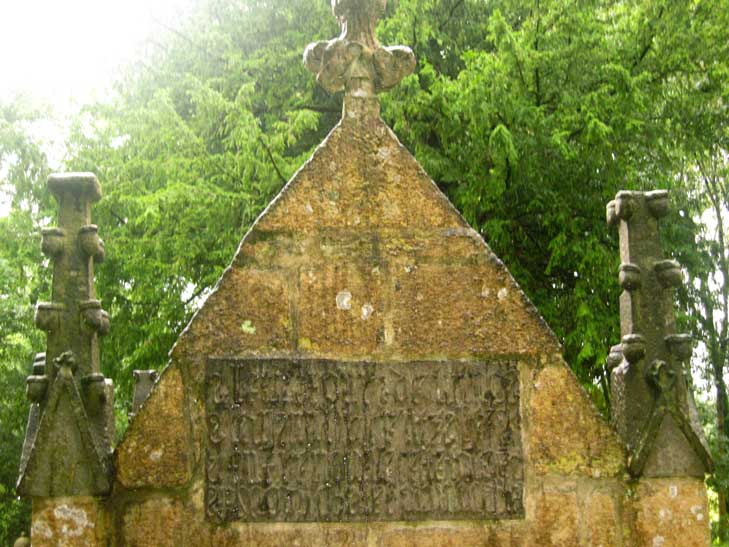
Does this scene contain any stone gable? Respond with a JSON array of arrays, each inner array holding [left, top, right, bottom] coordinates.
[[21, 1, 712, 545]]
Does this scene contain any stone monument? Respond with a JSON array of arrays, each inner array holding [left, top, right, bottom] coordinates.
[[18, 1, 713, 545]]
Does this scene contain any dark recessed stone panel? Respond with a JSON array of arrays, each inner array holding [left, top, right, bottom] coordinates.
[[204, 358, 523, 523]]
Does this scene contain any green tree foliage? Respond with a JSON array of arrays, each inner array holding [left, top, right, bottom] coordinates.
[[65, 0, 340, 410], [1, 0, 727, 541], [0, 97, 51, 545]]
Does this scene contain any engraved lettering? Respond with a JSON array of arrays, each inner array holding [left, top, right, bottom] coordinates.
[[204, 359, 523, 522]]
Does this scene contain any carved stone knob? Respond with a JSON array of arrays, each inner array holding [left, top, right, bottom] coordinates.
[[79, 225, 105, 262], [34, 302, 65, 332], [54, 351, 78, 373], [654, 259, 682, 288], [645, 190, 669, 218], [79, 299, 111, 336], [665, 333, 693, 360], [615, 191, 634, 221], [41, 227, 66, 257], [621, 334, 646, 365], [619, 263, 641, 291], [606, 200, 618, 227], [606, 344, 623, 371]]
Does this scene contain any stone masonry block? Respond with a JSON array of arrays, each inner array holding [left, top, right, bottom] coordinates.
[[256, 120, 463, 233], [390, 264, 556, 358], [527, 491, 580, 547], [122, 498, 184, 547], [248, 523, 369, 547], [31, 497, 106, 547], [116, 367, 191, 489], [634, 477, 711, 547], [529, 365, 625, 477], [585, 491, 621, 547], [171, 267, 293, 362], [297, 263, 384, 356], [377, 525, 491, 547]]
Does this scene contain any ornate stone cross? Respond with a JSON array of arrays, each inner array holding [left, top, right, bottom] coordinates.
[[304, 0, 415, 109]]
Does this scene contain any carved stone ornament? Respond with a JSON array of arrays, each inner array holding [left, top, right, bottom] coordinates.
[[607, 190, 712, 477], [17, 173, 114, 498], [303, 0, 416, 98]]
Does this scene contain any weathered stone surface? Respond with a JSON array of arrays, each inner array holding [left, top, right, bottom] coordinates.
[[527, 491, 579, 547], [31, 497, 106, 547], [642, 413, 707, 478], [248, 523, 369, 547], [255, 120, 465, 233], [390, 263, 557, 358], [633, 478, 711, 547], [116, 367, 191, 489], [122, 498, 185, 547], [529, 364, 625, 476], [585, 491, 621, 547], [297, 263, 384, 355], [172, 268, 293, 361], [377, 525, 490, 547]]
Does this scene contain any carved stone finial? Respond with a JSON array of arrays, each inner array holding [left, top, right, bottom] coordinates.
[[17, 172, 114, 498], [304, 0, 415, 113], [607, 190, 712, 477]]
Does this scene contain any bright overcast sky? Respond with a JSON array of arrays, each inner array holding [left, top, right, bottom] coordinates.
[[0, 0, 194, 113]]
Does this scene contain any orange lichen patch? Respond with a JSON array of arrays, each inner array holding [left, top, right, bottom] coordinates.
[[529, 364, 625, 476], [634, 478, 711, 547], [116, 367, 191, 489]]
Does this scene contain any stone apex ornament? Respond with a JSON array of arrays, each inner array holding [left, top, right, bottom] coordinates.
[[304, 0, 416, 101], [47, 172, 101, 202]]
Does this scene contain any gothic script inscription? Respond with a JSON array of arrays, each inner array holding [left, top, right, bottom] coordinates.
[[205, 359, 523, 522]]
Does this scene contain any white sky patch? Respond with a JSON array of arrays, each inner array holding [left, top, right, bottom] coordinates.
[[0, 0, 194, 216], [0, 0, 194, 114]]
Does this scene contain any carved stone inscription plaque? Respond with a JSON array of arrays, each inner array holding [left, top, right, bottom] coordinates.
[[205, 359, 523, 522]]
